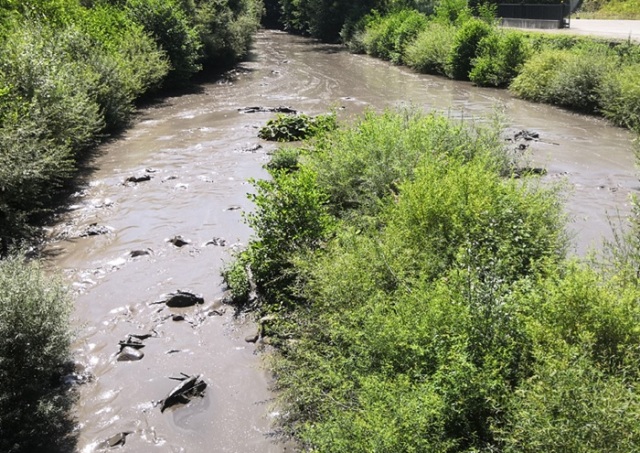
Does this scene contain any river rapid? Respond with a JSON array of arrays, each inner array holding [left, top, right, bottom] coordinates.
[[45, 30, 637, 452]]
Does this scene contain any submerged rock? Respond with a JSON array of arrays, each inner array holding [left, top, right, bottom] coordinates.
[[240, 143, 263, 153], [153, 290, 204, 308], [128, 248, 153, 258], [78, 223, 112, 237], [124, 174, 152, 184], [204, 237, 227, 247], [160, 374, 207, 412], [100, 432, 132, 449]]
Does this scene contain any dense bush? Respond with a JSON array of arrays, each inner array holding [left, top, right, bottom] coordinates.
[[193, 0, 262, 67], [446, 17, 492, 79], [469, 30, 529, 87], [0, 255, 74, 453], [404, 21, 456, 75], [226, 108, 640, 451], [125, 0, 202, 86], [510, 45, 614, 112], [599, 62, 640, 130], [361, 10, 428, 64]]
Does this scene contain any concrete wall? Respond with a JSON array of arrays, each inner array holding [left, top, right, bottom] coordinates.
[[500, 18, 564, 29]]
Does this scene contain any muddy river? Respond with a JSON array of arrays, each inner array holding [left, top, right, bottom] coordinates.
[[45, 30, 637, 452]]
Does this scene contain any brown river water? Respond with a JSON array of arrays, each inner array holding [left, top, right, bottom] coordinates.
[[45, 30, 637, 452]]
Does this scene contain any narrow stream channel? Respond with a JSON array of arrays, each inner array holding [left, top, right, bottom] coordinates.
[[45, 30, 637, 452]]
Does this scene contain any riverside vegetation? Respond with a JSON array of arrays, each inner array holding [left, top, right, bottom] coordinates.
[[267, 0, 640, 133], [0, 0, 261, 251], [0, 0, 260, 451], [224, 108, 640, 451]]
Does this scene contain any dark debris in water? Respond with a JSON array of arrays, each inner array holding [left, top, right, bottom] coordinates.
[[78, 223, 112, 237], [160, 373, 207, 413], [152, 290, 205, 308], [238, 106, 297, 114]]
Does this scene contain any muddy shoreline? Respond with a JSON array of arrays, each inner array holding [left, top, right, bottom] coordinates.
[[45, 30, 636, 452]]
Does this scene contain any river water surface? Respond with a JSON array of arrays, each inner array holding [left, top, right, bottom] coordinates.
[[46, 30, 637, 452]]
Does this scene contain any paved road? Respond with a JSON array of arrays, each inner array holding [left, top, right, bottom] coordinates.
[[506, 19, 640, 42], [565, 19, 640, 41]]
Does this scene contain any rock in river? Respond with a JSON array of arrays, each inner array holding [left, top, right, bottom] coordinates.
[[166, 235, 191, 247], [153, 290, 204, 308], [78, 223, 112, 237], [160, 374, 207, 412], [117, 346, 144, 362]]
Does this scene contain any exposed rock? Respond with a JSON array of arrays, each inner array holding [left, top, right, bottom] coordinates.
[[78, 223, 112, 237], [225, 205, 241, 211], [129, 248, 153, 258], [514, 130, 540, 141], [172, 314, 185, 322], [153, 290, 204, 308], [118, 335, 145, 353], [166, 235, 191, 247], [160, 374, 207, 412], [245, 332, 260, 343], [117, 346, 144, 362], [204, 237, 227, 247], [124, 174, 152, 184]]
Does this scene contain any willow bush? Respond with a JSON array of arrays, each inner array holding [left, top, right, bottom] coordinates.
[[0, 255, 74, 453], [404, 21, 456, 75], [225, 109, 640, 451]]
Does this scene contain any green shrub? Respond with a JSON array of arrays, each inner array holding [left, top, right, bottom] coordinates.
[[446, 17, 493, 80], [511, 46, 614, 112], [404, 21, 455, 75], [0, 21, 104, 152], [125, 0, 202, 86], [306, 109, 510, 219], [194, 0, 262, 67], [267, 119, 566, 449], [258, 112, 337, 142], [266, 147, 302, 172], [599, 62, 640, 130], [80, 3, 169, 125], [240, 109, 640, 451], [0, 254, 74, 452], [500, 355, 640, 452], [242, 166, 336, 303], [362, 10, 428, 64], [509, 48, 568, 103], [432, 0, 472, 25], [470, 30, 529, 87], [221, 252, 252, 303]]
